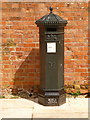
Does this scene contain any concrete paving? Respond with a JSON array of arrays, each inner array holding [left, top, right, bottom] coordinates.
[[0, 98, 88, 119]]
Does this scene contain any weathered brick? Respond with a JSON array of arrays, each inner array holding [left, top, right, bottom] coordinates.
[[81, 73, 89, 77], [75, 69, 87, 72], [11, 3, 20, 8], [24, 43, 35, 47], [3, 56, 9, 60], [3, 60, 11, 64], [3, 65, 11, 68], [10, 34, 22, 38]]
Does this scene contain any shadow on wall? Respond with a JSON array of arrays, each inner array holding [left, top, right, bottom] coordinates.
[[12, 48, 40, 98]]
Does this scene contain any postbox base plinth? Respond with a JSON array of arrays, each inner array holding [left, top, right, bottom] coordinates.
[[38, 89, 66, 106]]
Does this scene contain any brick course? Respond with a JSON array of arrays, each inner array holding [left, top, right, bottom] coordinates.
[[1, 2, 88, 93]]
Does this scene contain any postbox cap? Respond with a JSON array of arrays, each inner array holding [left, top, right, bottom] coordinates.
[[36, 6, 67, 26]]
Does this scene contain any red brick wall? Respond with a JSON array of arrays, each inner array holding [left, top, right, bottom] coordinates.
[[1, 2, 88, 93]]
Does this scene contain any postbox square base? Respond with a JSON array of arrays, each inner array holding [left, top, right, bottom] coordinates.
[[38, 90, 66, 106]]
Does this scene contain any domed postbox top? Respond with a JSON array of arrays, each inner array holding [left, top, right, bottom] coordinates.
[[36, 6, 67, 25]]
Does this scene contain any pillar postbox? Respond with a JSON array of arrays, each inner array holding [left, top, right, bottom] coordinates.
[[35, 7, 67, 106]]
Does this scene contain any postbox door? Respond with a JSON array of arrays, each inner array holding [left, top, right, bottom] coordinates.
[[45, 53, 58, 89]]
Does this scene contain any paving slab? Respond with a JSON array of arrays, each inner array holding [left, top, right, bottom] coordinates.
[[1, 108, 33, 118], [0, 99, 34, 109], [0, 98, 88, 119], [33, 98, 88, 118], [0, 99, 34, 119]]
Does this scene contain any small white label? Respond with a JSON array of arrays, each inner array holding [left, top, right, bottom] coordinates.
[[47, 42, 56, 53]]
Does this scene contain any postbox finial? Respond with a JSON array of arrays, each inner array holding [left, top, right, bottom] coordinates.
[[49, 6, 53, 13]]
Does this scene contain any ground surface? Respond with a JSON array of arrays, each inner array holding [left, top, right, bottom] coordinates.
[[0, 97, 89, 119]]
